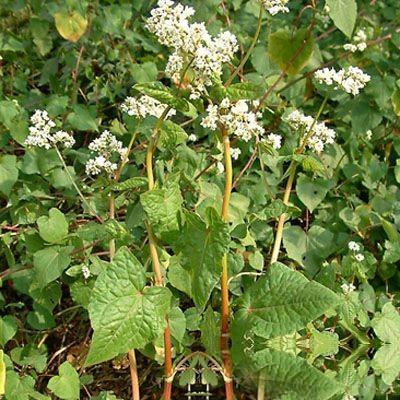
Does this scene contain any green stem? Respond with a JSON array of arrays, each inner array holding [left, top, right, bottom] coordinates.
[[224, 5, 264, 87], [54, 146, 103, 223]]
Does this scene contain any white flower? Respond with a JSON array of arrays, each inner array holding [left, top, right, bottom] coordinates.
[[341, 283, 356, 294], [286, 110, 336, 153], [355, 253, 365, 262], [314, 66, 371, 96], [366, 130, 372, 140], [121, 95, 176, 119], [261, 0, 290, 15], [263, 133, 282, 149], [216, 161, 224, 174], [82, 266, 91, 279], [146, 1, 238, 99], [201, 98, 264, 142], [25, 110, 74, 149], [51, 131, 76, 148], [348, 241, 361, 252], [188, 134, 198, 142], [343, 29, 367, 53], [85, 155, 118, 176], [231, 147, 241, 160], [86, 131, 126, 177]]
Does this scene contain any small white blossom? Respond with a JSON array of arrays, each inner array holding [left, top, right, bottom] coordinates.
[[341, 283, 356, 294], [216, 161, 224, 174], [25, 110, 74, 149], [261, 0, 290, 15], [286, 110, 336, 153], [51, 131, 76, 148], [121, 95, 176, 119], [344, 29, 367, 53], [146, 1, 238, 99], [231, 147, 241, 160], [263, 133, 282, 150], [82, 266, 91, 279], [314, 66, 371, 96], [366, 130, 372, 140], [348, 241, 361, 252], [355, 253, 365, 262], [86, 131, 126, 177], [201, 98, 264, 142], [188, 134, 198, 142]]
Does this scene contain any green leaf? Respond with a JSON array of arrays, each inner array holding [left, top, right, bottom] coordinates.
[[0, 315, 17, 346], [47, 361, 80, 400], [33, 246, 72, 287], [5, 370, 49, 400], [130, 62, 158, 83], [66, 105, 98, 131], [140, 181, 182, 237], [308, 325, 339, 363], [200, 307, 220, 358], [158, 121, 188, 151], [133, 82, 189, 113], [232, 262, 339, 341], [54, 11, 88, 43], [383, 240, 400, 264], [371, 303, 400, 384], [392, 89, 400, 116], [37, 208, 69, 244], [250, 349, 341, 399], [112, 177, 148, 192], [326, 0, 357, 38], [268, 28, 314, 76], [296, 174, 331, 213], [226, 82, 262, 101], [0, 155, 18, 197], [86, 247, 172, 366], [0, 351, 5, 395], [168, 208, 230, 310]]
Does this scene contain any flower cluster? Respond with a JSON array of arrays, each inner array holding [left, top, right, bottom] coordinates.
[[341, 282, 356, 295], [286, 110, 336, 153], [201, 98, 264, 142], [85, 131, 127, 176], [261, 0, 290, 15], [348, 241, 364, 262], [343, 29, 367, 53], [263, 133, 282, 150], [82, 266, 91, 280], [146, 0, 238, 99], [314, 66, 371, 96], [121, 95, 176, 119], [25, 110, 75, 149]]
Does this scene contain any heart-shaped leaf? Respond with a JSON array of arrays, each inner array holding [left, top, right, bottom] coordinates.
[[54, 11, 88, 43]]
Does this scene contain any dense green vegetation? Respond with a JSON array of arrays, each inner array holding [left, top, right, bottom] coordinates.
[[0, 0, 400, 399]]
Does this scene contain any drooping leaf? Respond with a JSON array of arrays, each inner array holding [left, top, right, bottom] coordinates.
[[200, 307, 220, 358], [47, 361, 80, 400], [326, 0, 357, 38], [168, 208, 230, 310], [37, 208, 69, 244], [54, 11, 88, 42], [268, 28, 314, 76], [86, 247, 172, 366]]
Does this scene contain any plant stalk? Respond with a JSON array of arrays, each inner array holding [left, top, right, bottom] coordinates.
[[54, 146, 103, 223], [144, 108, 174, 399], [110, 132, 141, 400], [220, 129, 234, 399]]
